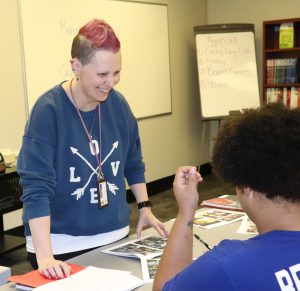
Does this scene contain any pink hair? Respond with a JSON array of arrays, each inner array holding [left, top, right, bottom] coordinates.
[[79, 19, 120, 51], [71, 19, 120, 64]]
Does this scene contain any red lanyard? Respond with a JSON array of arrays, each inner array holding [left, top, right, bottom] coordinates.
[[69, 79, 103, 177]]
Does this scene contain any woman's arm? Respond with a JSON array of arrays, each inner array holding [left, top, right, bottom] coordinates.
[[29, 216, 71, 278], [130, 183, 169, 238]]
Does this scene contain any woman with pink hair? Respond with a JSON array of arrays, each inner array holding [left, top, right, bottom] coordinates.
[[18, 19, 168, 278]]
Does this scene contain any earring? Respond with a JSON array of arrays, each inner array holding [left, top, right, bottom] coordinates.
[[76, 75, 80, 81]]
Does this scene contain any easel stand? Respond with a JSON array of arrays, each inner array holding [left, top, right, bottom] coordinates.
[[200, 117, 223, 171]]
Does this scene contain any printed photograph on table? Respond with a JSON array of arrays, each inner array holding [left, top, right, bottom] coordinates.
[[237, 215, 258, 234], [112, 245, 157, 256], [193, 209, 245, 229], [140, 257, 161, 282], [134, 236, 167, 249], [102, 235, 167, 259], [147, 259, 160, 279]]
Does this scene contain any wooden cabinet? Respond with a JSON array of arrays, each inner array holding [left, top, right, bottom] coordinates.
[[263, 18, 300, 106]]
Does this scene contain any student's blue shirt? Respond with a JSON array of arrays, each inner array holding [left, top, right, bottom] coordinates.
[[163, 230, 300, 291], [17, 83, 145, 237]]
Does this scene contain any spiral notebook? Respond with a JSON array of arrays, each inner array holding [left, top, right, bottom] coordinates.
[[200, 195, 243, 211]]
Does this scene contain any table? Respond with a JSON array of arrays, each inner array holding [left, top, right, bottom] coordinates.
[[0, 211, 254, 290]]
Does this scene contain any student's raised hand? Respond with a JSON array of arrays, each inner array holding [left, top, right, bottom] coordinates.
[[173, 166, 203, 215], [37, 257, 71, 279]]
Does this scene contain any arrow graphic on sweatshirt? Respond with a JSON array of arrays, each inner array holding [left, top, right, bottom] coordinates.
[[70, 147, 96, 174], [70, 141, 119, 200], [101, 141, 118, 166]]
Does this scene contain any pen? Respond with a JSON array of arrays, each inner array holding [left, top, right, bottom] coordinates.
[[194, 234, 211, 250]]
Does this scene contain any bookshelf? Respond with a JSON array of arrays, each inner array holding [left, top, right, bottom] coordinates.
[[263, 18, 300, 107]]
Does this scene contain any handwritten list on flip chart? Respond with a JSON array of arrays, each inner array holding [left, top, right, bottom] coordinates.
[[195, 31, 260, 119]]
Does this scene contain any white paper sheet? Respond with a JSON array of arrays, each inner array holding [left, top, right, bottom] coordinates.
[[34, 266, 144, 291]]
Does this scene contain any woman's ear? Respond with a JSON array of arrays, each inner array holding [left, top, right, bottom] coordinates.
[[70, 58, 81, 76]]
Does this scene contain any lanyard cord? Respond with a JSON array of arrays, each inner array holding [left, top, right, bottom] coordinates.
[[69, 79, 103, 176]]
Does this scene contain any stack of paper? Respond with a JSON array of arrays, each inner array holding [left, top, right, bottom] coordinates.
[[34, 266, 144, 291], [9, 264, 144, 291], [102, 235, 167, 282]]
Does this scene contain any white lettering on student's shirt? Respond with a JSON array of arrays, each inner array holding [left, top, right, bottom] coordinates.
[[275, 263, 300, 290]]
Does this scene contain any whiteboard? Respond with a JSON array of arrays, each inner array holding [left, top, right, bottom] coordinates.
[[195, 26, 260, 119], [18, 0, 172, 119]]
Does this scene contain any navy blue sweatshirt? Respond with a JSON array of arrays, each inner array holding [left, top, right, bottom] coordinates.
[[18, 83, 145, 237]]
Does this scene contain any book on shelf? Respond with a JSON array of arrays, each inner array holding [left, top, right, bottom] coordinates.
[[290, 87, 300, 108], [274, 59, 285, 84], [279, 22, 294, 48], [283, 87, 288, 106], [266, 88, 280, 104], [200, 194, 243, 211], [266, 58, 298, 85], [265, 87, 300, 109], [266, 59, 275, 85]]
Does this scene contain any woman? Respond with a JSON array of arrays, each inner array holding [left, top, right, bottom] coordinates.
[[17, 18, 168, 279]]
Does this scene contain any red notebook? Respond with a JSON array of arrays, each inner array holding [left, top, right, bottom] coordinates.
[[200, 196, 243, 211], [8, 264, 85, 288]]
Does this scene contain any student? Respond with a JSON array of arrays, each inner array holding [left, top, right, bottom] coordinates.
[[153, 103, 300, 291], [17, 18, 168, 279]]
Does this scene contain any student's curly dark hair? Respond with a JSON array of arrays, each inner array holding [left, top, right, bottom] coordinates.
[[212, 102, 300, 202]]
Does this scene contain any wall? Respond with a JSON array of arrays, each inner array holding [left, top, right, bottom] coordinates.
[[207, 0, 300, 98], [0, 0, 208, 184], [4, 0, 298, 229], [0, 0, 27, 157], [138, 0, 210, 181], [5, 0, 297, 185], [3, 0, 299, 184]]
